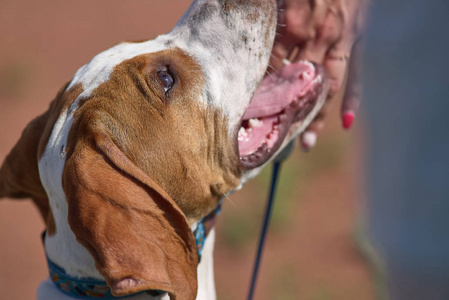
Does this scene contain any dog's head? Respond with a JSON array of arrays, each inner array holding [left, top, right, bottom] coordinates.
[[63, 0, 280, 224], [1, 0, 328, 299]]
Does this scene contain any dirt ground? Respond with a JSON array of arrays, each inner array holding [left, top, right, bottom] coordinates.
[[0, 1, 374, 299]]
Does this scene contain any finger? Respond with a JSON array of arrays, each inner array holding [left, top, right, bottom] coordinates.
[[340, 0, 370, 129], [341, 38, 363, 129], [322, 0, 357, 97], [324, 43, 351, 97], [295, 3, 343, 64], [271, 0, 315, 71], [322, 0, 369, 99], [298, 6, 346, 151]]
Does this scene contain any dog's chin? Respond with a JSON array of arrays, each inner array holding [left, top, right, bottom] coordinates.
[[237, 61, 328, 170]]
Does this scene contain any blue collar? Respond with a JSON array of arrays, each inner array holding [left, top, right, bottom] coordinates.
[[45, 202, 223, 299], [194, 201, 223, 260]]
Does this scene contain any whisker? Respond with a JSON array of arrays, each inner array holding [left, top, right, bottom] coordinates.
[[267, 62, 278, 70], [267, 62, 278, 71], [266, 64, 280, 77], [274, 32, 284, 38], [186, 172, 204, 194], [222, 192, 238, 209], [265, 69, 275, 80]]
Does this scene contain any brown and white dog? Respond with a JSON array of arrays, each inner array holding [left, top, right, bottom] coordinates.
[[0, 1, 327, 299]]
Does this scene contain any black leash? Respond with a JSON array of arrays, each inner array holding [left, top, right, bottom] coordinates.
[[247, 141, 295, 300]]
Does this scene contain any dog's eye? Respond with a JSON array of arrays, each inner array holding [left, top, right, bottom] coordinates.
[[157, 71, 174, 93]]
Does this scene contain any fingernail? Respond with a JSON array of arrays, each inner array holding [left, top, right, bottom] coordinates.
[[301, 131, 317, 152], [342, 111, 355, 130]]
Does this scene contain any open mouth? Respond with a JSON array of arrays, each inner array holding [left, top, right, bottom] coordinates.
[[238, 61, 325, 169]]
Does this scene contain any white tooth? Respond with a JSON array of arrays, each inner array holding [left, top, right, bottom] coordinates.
[[249, 118, 262, 128], [300, 71, 312, 80], [238, 127, 246, 138], [299, 60, 315, 71], [282, 58, 292, 65]]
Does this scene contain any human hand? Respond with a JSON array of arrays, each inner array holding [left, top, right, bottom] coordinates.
[[271, 0, 368, 150]]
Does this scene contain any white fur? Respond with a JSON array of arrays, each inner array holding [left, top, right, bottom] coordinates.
[[68, 40, 167, 99], [196, 229, 217, 300], [40, 105, 102, 278]]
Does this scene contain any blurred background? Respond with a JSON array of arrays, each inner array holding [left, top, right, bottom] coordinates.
[[0, 1, 375, 299]]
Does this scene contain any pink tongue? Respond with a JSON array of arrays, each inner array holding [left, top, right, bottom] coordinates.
[[238, 115, 278, 156], [243, 61, 316, 120]]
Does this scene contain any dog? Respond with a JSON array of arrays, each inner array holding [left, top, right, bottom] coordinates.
[[0, 0, 328, 299]]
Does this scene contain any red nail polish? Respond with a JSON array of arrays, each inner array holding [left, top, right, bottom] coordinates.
[[342, 112, 355, 130]]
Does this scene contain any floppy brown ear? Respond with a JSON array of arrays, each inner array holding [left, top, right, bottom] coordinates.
[[0, 84, 70, 201], [0, 111, 48, 201], [63, 129, 198, 299], [0, 108, 51, 223], [0, 83, 76, 234]]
